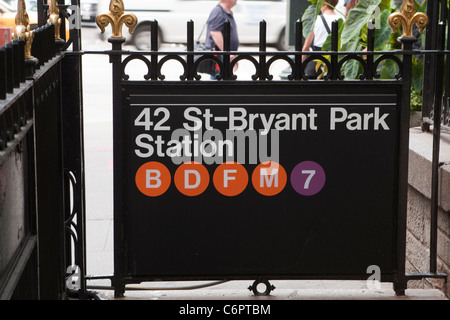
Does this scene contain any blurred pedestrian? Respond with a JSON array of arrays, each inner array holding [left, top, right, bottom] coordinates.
[[344, 0, 358, 16], [302, 0, 339, 79], [205, 0, 239, 78]]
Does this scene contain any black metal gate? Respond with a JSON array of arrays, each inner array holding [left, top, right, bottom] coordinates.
[[1, 0, 448, 300], [99, 0, 446, 298]]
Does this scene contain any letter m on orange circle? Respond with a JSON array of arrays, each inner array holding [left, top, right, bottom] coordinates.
[[252, 161, 287, 196]]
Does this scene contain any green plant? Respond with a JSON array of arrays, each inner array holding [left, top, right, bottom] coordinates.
[[302, 0, 426, 111]]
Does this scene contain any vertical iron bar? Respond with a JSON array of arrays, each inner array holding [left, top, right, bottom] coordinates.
[[430, 23, 446, 274], [150, 20, 158, 80], [259, 20, 266, 81], [61, 52, 87, 298], [394, 34, 417, 296], [69, 0, 82, 51], [187, 20, 194, 80], [58, 0, 67, 42], [31, 27, 41, 69], [446, 2, 450, 129], [37, 0, 46, 26], [5, 43, 13, 93], [422, 0, 440, 129], [295, 20, 302, 80], [18, 38, 25, 83], [367, 20, 375, 80], [109, 36, 127, 298], [440, 0, 447, 22], [330, 20, 339, 80], [0, 47, 6, 99], [12, 40, 20, 88], [223, 20, 230, 80], [34, 61, 66, 300]]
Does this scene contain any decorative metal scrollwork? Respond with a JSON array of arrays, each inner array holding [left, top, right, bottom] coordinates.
[[373, 55, 403, 79], [12, 0, 34, 59], [388, 0, 428, 38], [121, 54, 152, 80], [157, 55, 188, 81], [47, 0, 62, 41], [96, 0, 138, 38], [302, 55, 333, 80], [266, 56, 295, 80], [337, 55, 368, 80]]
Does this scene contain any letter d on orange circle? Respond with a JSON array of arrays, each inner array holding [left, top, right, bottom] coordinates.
[[135, 162, 171, 197], [174, 162, 209, 196]]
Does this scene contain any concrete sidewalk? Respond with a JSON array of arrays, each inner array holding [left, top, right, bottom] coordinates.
[[85, 279, 448, 300]]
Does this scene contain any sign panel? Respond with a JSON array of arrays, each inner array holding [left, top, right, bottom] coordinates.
[[120, 82, 401, 280]]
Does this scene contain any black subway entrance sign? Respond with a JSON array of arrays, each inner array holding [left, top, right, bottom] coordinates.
[[118, 82, 402, 280]]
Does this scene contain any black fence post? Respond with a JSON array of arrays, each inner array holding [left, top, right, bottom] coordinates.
[[187, 20, 194, 81], [108, 35, 127, 298], [330, 21, 339, 80], [0, 46, 6, 99], [223, 20, 231, 80], [429, 22, 446, 275], [150, 20, 158, 81], [366, 20, 375, 80], [259, 20, 267, 81], [5, 43, 13, 93], [422, 0, 440, 129], [393, 34, 416, 296], [294, 20, 302, 80]]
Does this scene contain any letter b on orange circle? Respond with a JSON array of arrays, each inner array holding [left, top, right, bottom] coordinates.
[[135, 162, 171, 197]]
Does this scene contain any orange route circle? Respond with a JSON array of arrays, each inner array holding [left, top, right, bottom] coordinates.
[[213, 162, 248, 197], [252, 161, 287, 196], [135, 161, 171, 197], [174, 162, 210, 196]]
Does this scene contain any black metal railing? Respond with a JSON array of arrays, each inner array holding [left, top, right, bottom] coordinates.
[[117, 20, 406, 83], [0, 12, 86, 298], [423, 0, 450, 131]]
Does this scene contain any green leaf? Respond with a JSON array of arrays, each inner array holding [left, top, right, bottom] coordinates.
[[373, 9, 392, 49], [342, 44, 364, 79], [301, 0, 325, 39], [340, 0, 383, 52], [378, 58, 400, 79], [411, 58, 424, 92]]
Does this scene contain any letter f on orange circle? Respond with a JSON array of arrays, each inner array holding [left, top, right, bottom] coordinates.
[[213, 162, 248, 197]]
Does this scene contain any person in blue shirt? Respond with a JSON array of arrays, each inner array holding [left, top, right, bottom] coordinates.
[[205, 0, 240, 78]]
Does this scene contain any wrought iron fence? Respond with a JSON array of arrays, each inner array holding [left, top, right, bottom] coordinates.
[[0, 0, 86, 300], [423, 0, 450, 132]]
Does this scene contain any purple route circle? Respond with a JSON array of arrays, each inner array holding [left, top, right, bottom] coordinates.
[[290, 161, 326, 196]]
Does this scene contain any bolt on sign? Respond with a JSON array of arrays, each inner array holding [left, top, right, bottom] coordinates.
[[116, 81, 403, 281]]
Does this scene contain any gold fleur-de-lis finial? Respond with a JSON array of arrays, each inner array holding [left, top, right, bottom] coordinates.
[[96, 0, 137, 38], [12, 0, 34, 59], [388, 0, 428, 38], [47, 0, 62, 41]]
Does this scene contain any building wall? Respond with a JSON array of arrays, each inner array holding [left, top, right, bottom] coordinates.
[[407, 128, 450, 298]]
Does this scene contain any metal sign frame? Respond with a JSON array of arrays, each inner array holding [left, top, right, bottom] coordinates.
[[103, 13, 417, 296], [112, 80, 407, 296]]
